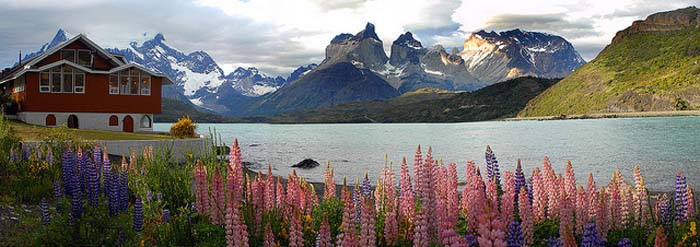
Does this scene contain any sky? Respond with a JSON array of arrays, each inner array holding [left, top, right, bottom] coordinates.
[[0, 0, 696, 76]]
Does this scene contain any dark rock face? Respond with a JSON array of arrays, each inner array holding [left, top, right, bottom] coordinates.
[[291, 159, 320, 169], [286, 64, 318, 83], [322, 22, 389, 71], [609, 6, 700, 47], [389, 32, 425, 66]]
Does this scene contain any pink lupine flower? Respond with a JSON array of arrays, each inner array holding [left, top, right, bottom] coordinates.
[[585, 173, 597, 223], [687, 185, 695, 219], [194, 160, 209, 215], [276, 176, 285, 210], [608, 172, 621, 231], [460, 160, 477, 215], [531, 168, 546, 223], [542, 157, 557, 220], [359, 197, 377, 247], [289, 209, 304, 247], [559, 185, 574, 239], [501, 171, 515, 224], [399, 157, 415, 226], [564, 161, 577, 210], [575, 185, 586, 235], [477, 200, 507, 247], [324, 162, 336, 200], [633, 165, 650, 226], [467, 165, 486, 234], [225, 193, 249, 247], [263, 224, 275, 247], [596, 186, 609, 240], [486, 177, 499, 208], [210, 166, 225, 225], [229, 138, 244, 205], [518, 187, 534, 245], [384, 197, 399, 246], [413, 208, 429, 247], [264, 165, 275, 212], [317, 217, 332, 247], [337, 184, 358, 247], [620, 185, 632, 226]]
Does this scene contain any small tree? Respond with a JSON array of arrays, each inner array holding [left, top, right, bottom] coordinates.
[[170, 116, 197, 138]]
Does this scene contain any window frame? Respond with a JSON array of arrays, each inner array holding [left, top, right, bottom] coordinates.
[[60, 49, 76, 63], [77, 49, 93, 67], [109, 74, 119, 95], [41, 65, 85, 94], [140, 75, 151, 95], [40, 72, 50, 93]]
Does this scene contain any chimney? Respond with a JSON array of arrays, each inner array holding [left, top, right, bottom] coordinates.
[[19, 50, 22, 64]]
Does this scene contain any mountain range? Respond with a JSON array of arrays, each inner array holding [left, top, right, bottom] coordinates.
[[23, 24, 585, 118], [520, 6, 700, 117]]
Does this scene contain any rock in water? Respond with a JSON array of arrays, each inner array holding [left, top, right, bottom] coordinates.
[[292, 159, 320, 169]]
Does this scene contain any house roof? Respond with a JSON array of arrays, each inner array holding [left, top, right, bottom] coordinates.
[[0, 33, 173, 85]]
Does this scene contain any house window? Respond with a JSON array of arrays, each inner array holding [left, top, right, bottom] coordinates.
[[109, 115, 119, 126], [60, 50, 76, 63], [40, 72, 50, 92], [42, 65, 85, 94], [140, 76, 151, 95], [46, 115, 56, 126], [13, 75, 25, 93], [109, 74, 119, 94], [77, 50, 92, 67], [140, 115, 152, 128], [109, 68, 151, 96], [129, 69, 139, 95]]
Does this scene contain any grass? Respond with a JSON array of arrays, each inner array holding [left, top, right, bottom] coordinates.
[[520, 27, 700, 117], [8, 120, 173, 141]]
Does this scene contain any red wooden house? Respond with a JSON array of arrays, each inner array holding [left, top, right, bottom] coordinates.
[[0, 34, 172, 132]]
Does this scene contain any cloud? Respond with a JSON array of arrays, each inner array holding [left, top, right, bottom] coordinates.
[[0, 0, 696, 75]]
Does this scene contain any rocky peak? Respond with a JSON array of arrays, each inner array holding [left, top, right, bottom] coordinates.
[[609, 6, 700, 47], [50, 29, 68, 46], [389, 32, 425, 66], [287, 63, 318, 82], [355, 22, 380, 41], [393, 32, 423, 48], [331, 33, 354, 44], [322, 22, 388, 70]]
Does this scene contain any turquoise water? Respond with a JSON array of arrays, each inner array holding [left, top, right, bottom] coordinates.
[[154, 116, 700, 191]]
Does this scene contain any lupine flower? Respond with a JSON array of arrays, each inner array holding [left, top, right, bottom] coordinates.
[[133, 197, 143, 232], [146, 191, 153, 202], [657, 193, 672, 225], [9, 147, 18, 162], [506, 221, 524, 247], [109, 168, 120, 217], [53, 179, 62, 206], [596, 187, 609, 240], [575, 185, 586, 235], [316, 217, 332, 247], [654, 226, 668, 247], [413, 208, 429, 247], [617, 238, 632, 247], [585, 173, 597, 222], [559, 187, 574, 239], [518, 187, 534, 245], [531, 168, 546, 223], [687, 185, 695, 219], [581, 223, 603, 247], [608, 172, 622, 230], [87, 160, 99, 207], [103, 151, 111, 197], [62, 148, 74, 197], [263, 224, 275, 247], [323, 162, 336, 200], [119, 160, 129, 212], [485, 145, 501, 185], [501, 171, 515, 224], [562, 228, 577, 247], [156, 192, 162, 201], [546, 237, 562, 247], [564, 161, 577, 211], [46, 147, 53, 165], [162, 209, 170, 224], [514, 160, 526, 203], [477, 200, 507, 247], [359, 197, 377, 247], [289, 209, 304, 247], [92, 146, 101, 181], [70, 168, 83, 221], [76, 148, 86, 195], [465, 234, 478, 247], [675, 172, 688, 222], [40, 198, 50, 225], [21, 143, 30, 160], [264, 165, 275, 212], [210, 166, 225, 225], [337, 182, 358, 247], [399, 157, 415, 227], [194, 160, 209, 215]]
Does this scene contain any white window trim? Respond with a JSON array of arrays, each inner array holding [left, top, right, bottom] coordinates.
[[43, 65, 85, 94], [39, 72, 50, 93], [109, 74, 119, 95], [74, 73, 86, 94]]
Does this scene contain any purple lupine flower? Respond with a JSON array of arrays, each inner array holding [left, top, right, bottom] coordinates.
[[361, 175, 372, 197], [546, 237, 562, 247], [162, 209, 171, 224], [353, 183, 362, 224], [103, 156, 111, 197], [109, 170, 120, 217], [61, 149, 74, 197], [514, 161, 526, 201], [46, 148, 53, 165], [675, 172, 688, 222], [70, 170, 83, 221], [21, 144, 30, 161], [53, 179, 62, 203], [93, 146, 102, 181], [659, 194, 673, 225], [36, 146, 43, 161], [581, 223, 604, 247], [507, 221, 525, 247], [146, 191, 153, 202], [87, 161, 99, 207], [464, 234, 478, 247], [9, 147, 18, 162], [76, 150, 85, 195], [156, 192, 162, 201], [617, 238, 632, 247], [133, 197, 143, 232], [526, 180, 534, 203], [40, 198, 50, 225], [485, 145, 501, 185], [120, 168, 129, 212]]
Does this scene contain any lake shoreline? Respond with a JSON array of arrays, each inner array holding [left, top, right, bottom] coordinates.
[[505, 110, 700, 121]]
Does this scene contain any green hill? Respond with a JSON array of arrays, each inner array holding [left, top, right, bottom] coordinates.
[[249, 77, 557, 123], [519, 7, 700, 117], [156, 98, 232, 123]]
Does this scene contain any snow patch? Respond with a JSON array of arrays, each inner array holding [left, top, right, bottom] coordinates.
[[171, 62, 225, 96]]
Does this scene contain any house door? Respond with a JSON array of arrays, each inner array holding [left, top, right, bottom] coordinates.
[[67, 115, 79, 129], [123, 116, 134, 132]]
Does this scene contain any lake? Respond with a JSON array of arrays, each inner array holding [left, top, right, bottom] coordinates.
[[154, 116, 700, 192]]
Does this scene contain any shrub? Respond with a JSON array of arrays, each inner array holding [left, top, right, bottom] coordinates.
[[675, 98, 690, 111], [169, 116, 197, 138]]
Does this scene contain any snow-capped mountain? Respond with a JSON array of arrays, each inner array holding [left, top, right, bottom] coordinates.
[[460, 29, 586, 83], [19, 29, 70, 64]]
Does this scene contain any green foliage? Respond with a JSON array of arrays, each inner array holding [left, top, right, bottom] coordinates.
[[534, 220, 560, 246], [312, 198, 343, 243], [676, 98, 691, 110]]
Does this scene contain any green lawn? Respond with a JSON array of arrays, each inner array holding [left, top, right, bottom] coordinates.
[[8, 120, 173, 141]]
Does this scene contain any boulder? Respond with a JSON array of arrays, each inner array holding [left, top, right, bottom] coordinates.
[[291, 159, 320, 169]]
